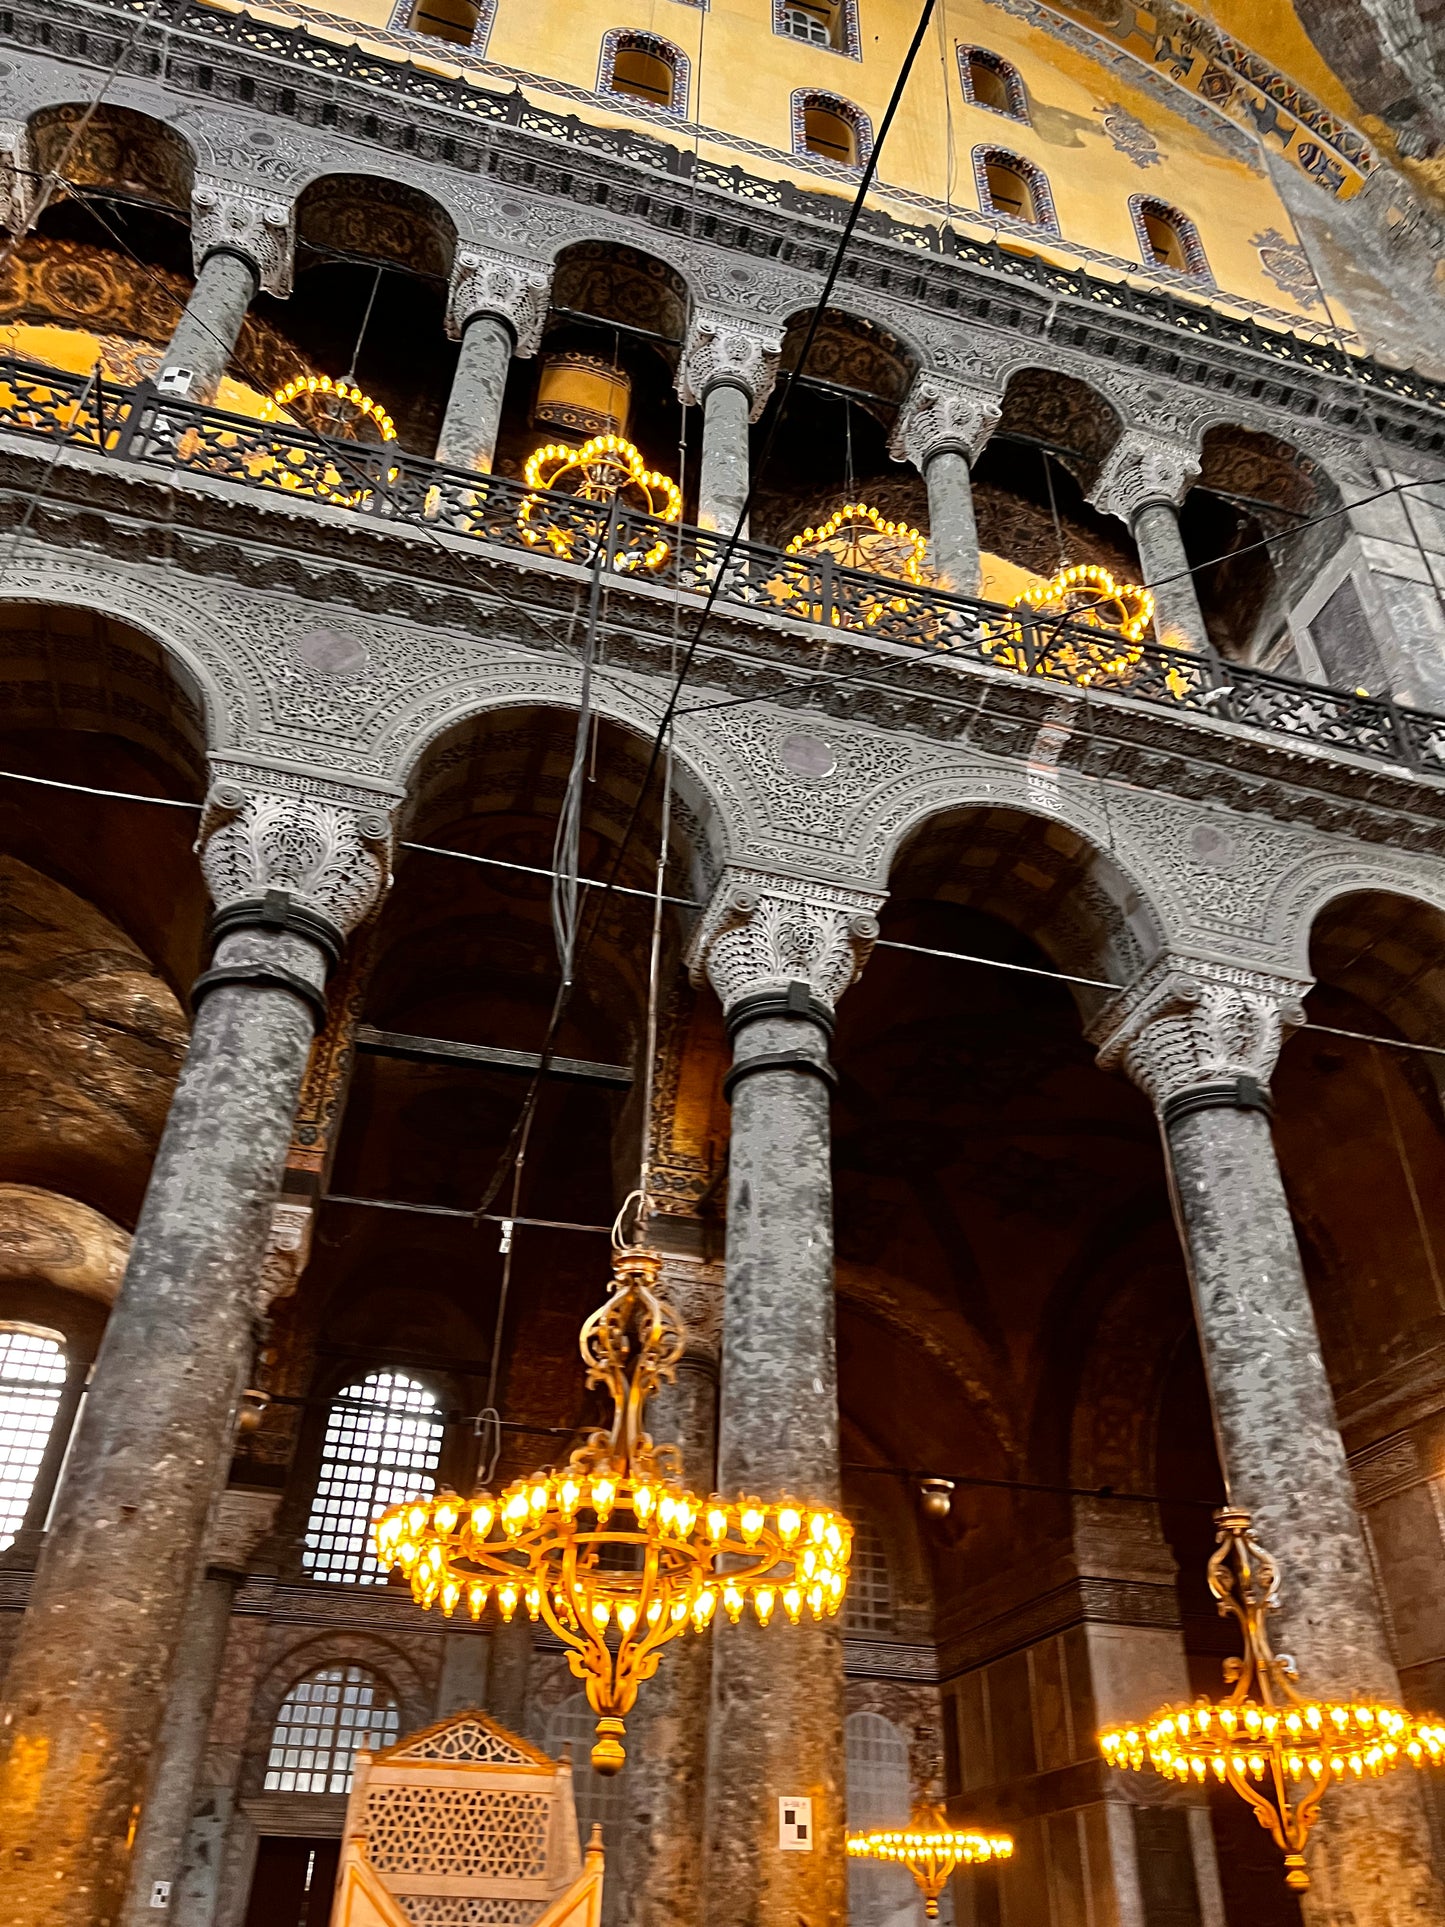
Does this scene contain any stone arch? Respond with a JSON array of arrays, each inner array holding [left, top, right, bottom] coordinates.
[[859, 777, 1172, 1018], [391, 689, 737, 905], [996, 363, 1122, 486], [27, 103, 196, 212], [776, 302, 921, 415], [1196, 421, 1339, 524], [0, 590, 227, 765], [549, 238, 691, 349], [0, 1185, 129, 1308], [294, 172, 458, 281], [1265, 849, 1445, 990], [241, 1633, 432, 1796]]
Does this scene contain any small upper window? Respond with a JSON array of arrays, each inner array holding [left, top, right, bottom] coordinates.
[[0, 1327, 67, 1551], [957, 46, 1028, 122], [404, 0, 485, 47], [843, 1512, 894, 1634], [794, 90, 873, 170], [264, 1665, 400, 1794], [975, 146, 1057, 231], [775, 0, 857, 55], [599, 31, 690, 116], [1131, 195, 1210, 278], [302, 1371, 444, 1586]]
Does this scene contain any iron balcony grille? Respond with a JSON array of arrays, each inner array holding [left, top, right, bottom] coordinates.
[[3, 351, 1444, 783]]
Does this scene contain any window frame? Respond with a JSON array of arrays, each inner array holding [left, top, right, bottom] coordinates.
[[0, 1323, 75, 1552], [388, 0, 496, 53], [598, 29, 692, 118], [773, 0, 861, 59], [262, 1662, 401, 1795], [973, 145, 1059, 233], [956, 45, 1029, 123], [791, 89, 874, 172], [300, 1369, 446, 1588], [1130, 194, 1212, 281]]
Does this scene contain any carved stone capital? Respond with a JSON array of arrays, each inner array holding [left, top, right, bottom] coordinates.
[[0, 120, 37, 235], [677, 311, 783, 421], [191, 174, 295, 298], [688, 869, 882, 1015], [259, 1199, 314, 1309], [1088, 428, 1200, 524], [889, 374, 1002, 470], [197, 783, 392, 939], [1090, 957, 1310, 1112], [446, 245, 552, 356], [206, 1488, 283, 1572], [654, 1253, 724, 1361]]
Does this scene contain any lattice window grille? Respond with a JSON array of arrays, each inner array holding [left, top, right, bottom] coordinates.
[[303, 1371, 444, 1585], [844, 1514, 895, 1634], [397, 1720, 538, 1766], [264, 1664, 401, 1794], [0, 1328, 66, 1550], [364, 1786, 552, 1879], [401, 1903, 545, 1926]]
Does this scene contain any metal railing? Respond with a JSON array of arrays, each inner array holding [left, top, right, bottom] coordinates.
[[4, 353, 1444, 783]]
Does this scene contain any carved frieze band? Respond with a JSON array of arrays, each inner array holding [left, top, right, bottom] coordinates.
[[191, 174, 296, 298], [446, 245, 553, 355], [1090, 954, 1310, 1110], [688, 868, 882, 1014], [677, 310, 784, 421], [197, 782, 393, 936], [1087, 427, 1201, 523], [889, 374, 1003, 470]]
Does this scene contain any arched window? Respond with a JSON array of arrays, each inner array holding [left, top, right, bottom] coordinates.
[[957, 46, 1027, 122], [1131, 196, 1210, 278], [0, 1326, 67, 1551], [548, 1695, 629, 1919], [844, 1512, 895, 1634], [396, 0, 492, 48], [599, 31, 690, 116], [846, 1713, 917, 1926], [263, 1664, 400, 1794], [793, 91, 873, 169], [775, 0, 859, 55], [302, 1371, 444, 1586], [974, 147, 1057, 231]]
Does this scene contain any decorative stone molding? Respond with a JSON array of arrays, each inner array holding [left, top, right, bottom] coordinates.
[[688, 869, 882, 1014], [1090, 955, 1310, 1110], [889, 374, 1002, 470], [446, 245, 552, 355], [191, 174, 295, 298], [653, 1252, 724, 1360], [258, 1199, 314, 1308], [1087, 427, 1201, 524], [197, 784, 392, 937], [0, 118, 37, 235], [677, 310, 783, 421]]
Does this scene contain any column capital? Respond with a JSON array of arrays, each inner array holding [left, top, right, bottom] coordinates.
[[889, 373, 1002, 471], [1088, 428, 1200, 524], [688, 868, 881, 1019], [197, 781, 393, 946], [258, 1199, 314, 1308], [0, 119, 37, 235], [654, 1252, 724, 1362], [446, 244, 552, 355], [190, 174, 294, 298], [1090, 955, 1309, 1115], [677, 310, 783, 422]]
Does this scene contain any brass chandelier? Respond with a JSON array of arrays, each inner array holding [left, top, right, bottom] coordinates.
[[374, 1239, 852, 1774], [519, 434, 682, 573], [1100, 1507, 1445, 1890], [847, 1804, 1013, 1917]]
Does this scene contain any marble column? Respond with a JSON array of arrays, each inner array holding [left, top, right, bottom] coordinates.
[[160, 177, 295, 404], [1088, 430, 1209, 652], [1094, 958, 1445, 1925], [692, 876, 880, 1927], [440, 244, 552, 472], [890, 375, 1002, 595], [0, 782, 390, 1927], [678, 312, 783, 538], [622, 1248, 723, 1927]]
